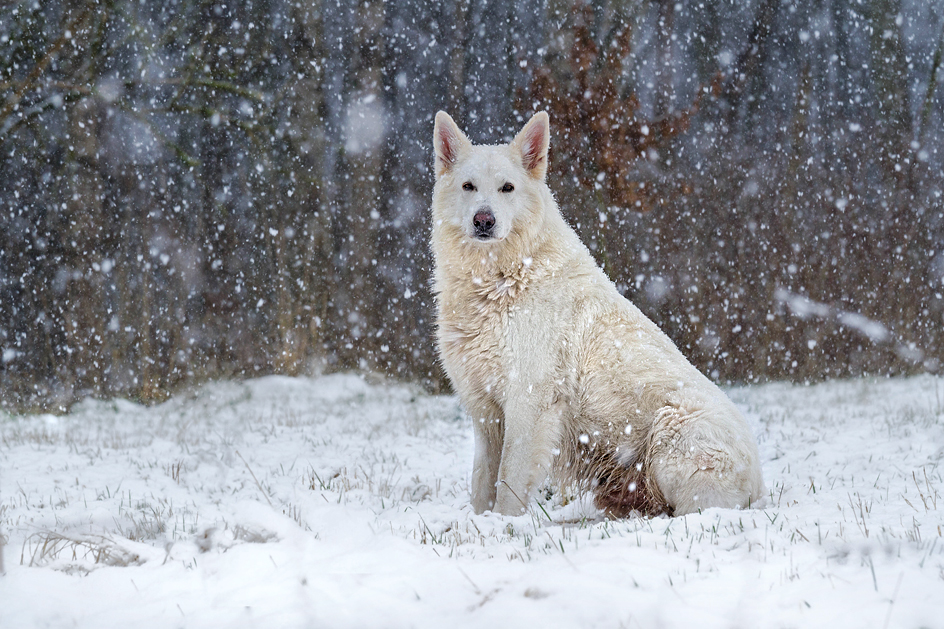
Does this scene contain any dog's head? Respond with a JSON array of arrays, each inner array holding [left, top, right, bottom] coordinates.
[[432, 111, 550, 245]]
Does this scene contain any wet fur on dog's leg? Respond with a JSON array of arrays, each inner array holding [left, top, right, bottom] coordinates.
[[470, 402, 503, 513], [494, 400, 565, 515]]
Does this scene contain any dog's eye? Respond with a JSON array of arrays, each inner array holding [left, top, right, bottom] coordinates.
[[500, 183, 514, 193], [462, 182, 476, 192]]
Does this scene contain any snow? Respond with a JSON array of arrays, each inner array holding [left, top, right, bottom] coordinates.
[[774, 287, 832, 319], [2, 373, 943, 628], [344, 96, 386, 155], [775, 287, 892, 342]]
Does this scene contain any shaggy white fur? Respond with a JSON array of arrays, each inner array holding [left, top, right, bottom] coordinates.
[[431, 111, 765, 517]]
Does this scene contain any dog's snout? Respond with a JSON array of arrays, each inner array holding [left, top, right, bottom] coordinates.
[[472, 209, 496, 239]]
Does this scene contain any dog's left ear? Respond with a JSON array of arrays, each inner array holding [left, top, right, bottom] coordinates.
[[512, 111, 550, 180]]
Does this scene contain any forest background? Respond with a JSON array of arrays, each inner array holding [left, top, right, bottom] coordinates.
[[1, 0, 943, 411]]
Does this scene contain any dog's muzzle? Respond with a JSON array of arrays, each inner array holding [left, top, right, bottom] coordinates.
[[472, 209, 496, 240]]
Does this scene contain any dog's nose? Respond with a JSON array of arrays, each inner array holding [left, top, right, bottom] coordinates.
[[473, 209, 496, 238]]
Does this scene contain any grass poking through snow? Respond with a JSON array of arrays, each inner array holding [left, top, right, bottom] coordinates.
[[1, 373, 943, 627]]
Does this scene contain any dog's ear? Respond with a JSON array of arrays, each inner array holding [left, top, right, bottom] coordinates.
[[512, 111, 550, 180], [434, 111, 470, 177]]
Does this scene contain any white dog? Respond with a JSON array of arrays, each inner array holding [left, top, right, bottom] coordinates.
[[431, 111, 764, 517]]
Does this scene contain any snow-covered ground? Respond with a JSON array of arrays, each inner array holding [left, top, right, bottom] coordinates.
[[2, 373, 943, 628]]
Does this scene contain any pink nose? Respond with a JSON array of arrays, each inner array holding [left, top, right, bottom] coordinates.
[[473, 210, 495, 237]]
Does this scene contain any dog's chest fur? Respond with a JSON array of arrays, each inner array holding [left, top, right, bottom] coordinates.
[[435, 258, 563, 406]]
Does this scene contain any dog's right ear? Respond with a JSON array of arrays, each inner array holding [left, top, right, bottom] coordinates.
[[434, 111, 469, 177]]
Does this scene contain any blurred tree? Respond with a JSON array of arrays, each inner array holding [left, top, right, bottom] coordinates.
[[1, 0, 942, 412]]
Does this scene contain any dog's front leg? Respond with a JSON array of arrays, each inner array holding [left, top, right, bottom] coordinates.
[[469, 401, 503, 513], [493, 399, 565, 515]]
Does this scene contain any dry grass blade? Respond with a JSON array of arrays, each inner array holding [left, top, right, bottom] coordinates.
[[848, 493, 870, 538], [912, 470, 931, 512], [236, 449, 274, 507], [21, 532, 145, 570]]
